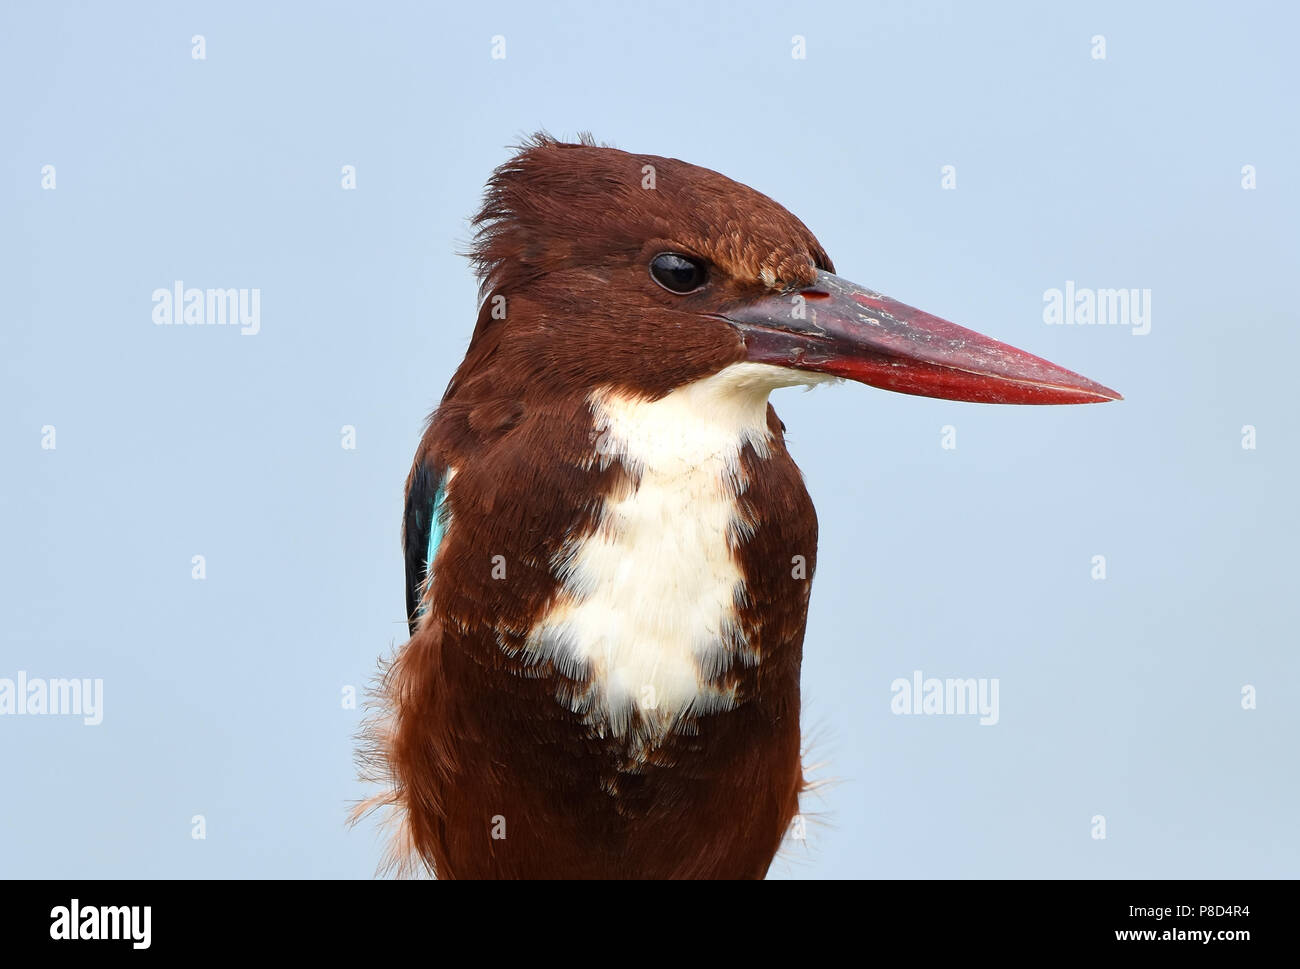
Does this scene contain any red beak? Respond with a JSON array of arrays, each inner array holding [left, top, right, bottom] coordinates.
[[721, 270, 1121, 404]]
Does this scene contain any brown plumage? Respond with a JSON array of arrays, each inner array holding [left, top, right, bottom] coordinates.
[[357, 135, 827, 878]]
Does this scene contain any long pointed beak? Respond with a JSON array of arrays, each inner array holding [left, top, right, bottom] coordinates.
[[720, 270, 1122, 404]]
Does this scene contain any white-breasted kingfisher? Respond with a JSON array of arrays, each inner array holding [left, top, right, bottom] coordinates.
[[357, 134, 1121, 879]]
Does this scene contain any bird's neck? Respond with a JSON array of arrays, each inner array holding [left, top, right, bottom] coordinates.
[[589, 362, 789, 473]]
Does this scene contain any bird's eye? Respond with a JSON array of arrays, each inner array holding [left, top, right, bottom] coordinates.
[[649, 252, 708, 294]]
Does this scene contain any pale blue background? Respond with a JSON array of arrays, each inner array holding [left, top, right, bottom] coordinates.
[[2, 0, 1296, 878]]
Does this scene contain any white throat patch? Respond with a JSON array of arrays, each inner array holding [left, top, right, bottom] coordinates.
[[523, 362, 823, 740]]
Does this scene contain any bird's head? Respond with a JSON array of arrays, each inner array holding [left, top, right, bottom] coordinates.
[[458, 134, 1120, 406]]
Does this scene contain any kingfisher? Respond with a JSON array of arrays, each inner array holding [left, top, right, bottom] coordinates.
[[358, 134, 1120, 879]]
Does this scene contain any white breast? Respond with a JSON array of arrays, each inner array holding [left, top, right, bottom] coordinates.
[[524, 362, 822, 739]]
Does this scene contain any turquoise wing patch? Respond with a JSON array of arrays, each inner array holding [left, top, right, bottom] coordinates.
[[415, 475, 450, 619], [425, 476, 450, 571]]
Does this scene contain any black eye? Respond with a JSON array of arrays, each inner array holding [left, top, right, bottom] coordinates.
[[649, 252, 708, 294]]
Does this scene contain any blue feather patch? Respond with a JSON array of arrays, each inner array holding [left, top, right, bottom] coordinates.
[[417, 475, 449, 618], [425, 476, 449, 570], [418, 473, 454, 619]]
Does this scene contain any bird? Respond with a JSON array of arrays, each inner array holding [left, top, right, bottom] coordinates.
[[356, 133, 1121, 879]]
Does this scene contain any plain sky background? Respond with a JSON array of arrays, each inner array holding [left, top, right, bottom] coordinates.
[[2, 0, 1296, 879]]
